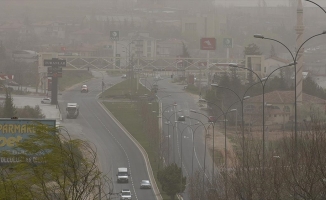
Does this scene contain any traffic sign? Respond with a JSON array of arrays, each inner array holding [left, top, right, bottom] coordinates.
[[200, 38, 216, 50], [44, 58, 66, 67], [223, 38, 233, 48], [110, 31, 119, 41], [47, 67, 62, 77], [47, 67, 62, 74]]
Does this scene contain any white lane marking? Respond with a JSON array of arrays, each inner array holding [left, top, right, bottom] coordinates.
[[80, 100, 138, 200]]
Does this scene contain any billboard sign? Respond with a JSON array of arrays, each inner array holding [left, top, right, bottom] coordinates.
[[44, 58, 66, 67], [200, 38, 216, 50], [0, 119, 56, 164]]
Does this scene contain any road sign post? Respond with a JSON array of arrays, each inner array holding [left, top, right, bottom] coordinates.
[[110, 31, 119, 41], [44, 58, 66, 105], [223, 38, 233, 48], [223, 38, 233, 62]]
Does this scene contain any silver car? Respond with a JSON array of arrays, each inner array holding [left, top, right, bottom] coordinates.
[[140, 180, 151, 189], [120, 189, 132, 200]]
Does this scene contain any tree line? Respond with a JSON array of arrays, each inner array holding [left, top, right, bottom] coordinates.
[[0, 89, 45, 119]]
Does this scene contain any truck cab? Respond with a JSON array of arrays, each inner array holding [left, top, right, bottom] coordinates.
[[117, 167, 129, 183], [66, 103, 79, 119]]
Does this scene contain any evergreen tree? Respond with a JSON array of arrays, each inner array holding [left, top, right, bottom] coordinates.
[[270, 44, 276, 57], [157, 163, 186, 200], [218, 72, 234, 110], [230, 68, 242, 96], [16, 105, 45, 118], [244, 43, 262, 56], [0, 41, 6, 60], [303, 76, 326, 99], [181, 42, 191, 67], [3, 89, 16, 118], [279, 68, 287, 90]]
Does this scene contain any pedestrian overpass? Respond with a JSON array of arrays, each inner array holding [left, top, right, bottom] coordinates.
[[57, 55, 246, 76]]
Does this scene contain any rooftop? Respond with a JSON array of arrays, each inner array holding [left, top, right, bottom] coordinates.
[[246, 90, 326, 104]]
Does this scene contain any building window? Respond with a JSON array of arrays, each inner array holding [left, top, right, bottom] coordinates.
[[185, 23, 196, 31], [274, 114, 277, 117]]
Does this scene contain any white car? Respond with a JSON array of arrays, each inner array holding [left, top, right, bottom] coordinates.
[[140, 180, 151, 189], [81, 85, 88, 93], [41, 98, 51, 104], [120, 189, 132, 200]]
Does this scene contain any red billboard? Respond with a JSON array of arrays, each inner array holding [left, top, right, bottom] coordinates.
[[200, 38, 216, 50]]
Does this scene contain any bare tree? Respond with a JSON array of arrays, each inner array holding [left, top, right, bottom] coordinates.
[[0, 125, 114, 200], [189, 120, 326, 200]]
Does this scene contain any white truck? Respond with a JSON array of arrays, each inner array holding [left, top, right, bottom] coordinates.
[[66, 103, 79, 119], [116, 167, 129, 183]]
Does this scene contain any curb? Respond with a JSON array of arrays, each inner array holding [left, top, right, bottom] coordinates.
[[97, 101, 163, 200], [96, 77, 162, 200]]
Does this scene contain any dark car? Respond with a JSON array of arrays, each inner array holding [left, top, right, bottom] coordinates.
[[178, 116, 185, 122]]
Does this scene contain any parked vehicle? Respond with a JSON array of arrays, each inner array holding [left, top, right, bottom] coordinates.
[[66, 103, 79, 119], [41, 98, 51, 104]]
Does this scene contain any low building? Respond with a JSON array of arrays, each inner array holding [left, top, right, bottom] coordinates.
[[244, 90, 326, 127]]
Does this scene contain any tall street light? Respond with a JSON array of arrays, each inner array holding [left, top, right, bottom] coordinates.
[[192, 104, 237, 200], [186, 116, 208, 199], [225, 62, 295, 173], [211, 84, 252, 168], [164, 109, 182, 164], [189, 109, 216, 182], [176, 122, 199, 194], [156, 95, 172, 170], [198, 98, 248, 181], [253, 32, 326, 180], [304, 0, 326, 13]]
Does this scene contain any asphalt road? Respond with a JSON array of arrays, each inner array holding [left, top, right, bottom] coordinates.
[[59, 71, 158, 200], [140, 75, 216, 200]]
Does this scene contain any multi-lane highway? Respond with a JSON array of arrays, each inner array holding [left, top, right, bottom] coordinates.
[[140, 75, 216, 200], [57, 71, 215, 200], [59, 71, 159, 200]]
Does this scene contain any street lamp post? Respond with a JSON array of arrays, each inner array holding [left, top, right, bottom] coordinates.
[[186, 116, 208, 199], [227, 62, 296, 199], [253, 32, 325, 187], [304, 0, 326, 13], [211, 84, 252, 167], [177, 122, 199, 194], [191, 104, 237, 200], [163, 109, 182, 164], [157, 95, 172, 170], [226, 62, 295, 170]]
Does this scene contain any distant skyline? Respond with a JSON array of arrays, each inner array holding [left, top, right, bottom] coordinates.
[[213, 0, 326, 8]]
